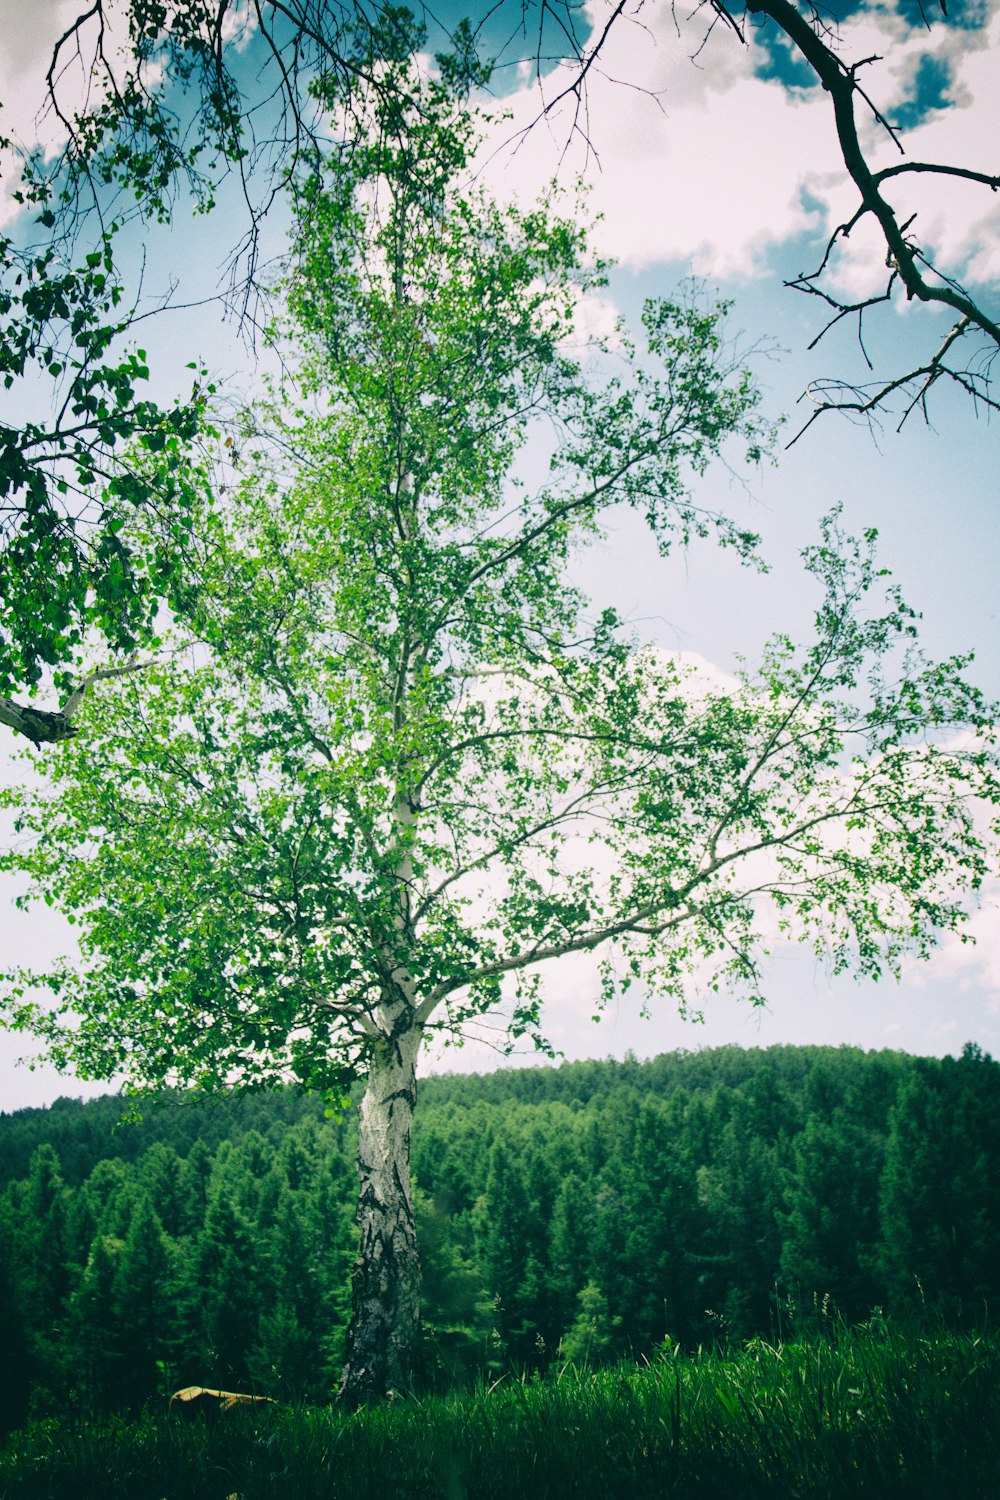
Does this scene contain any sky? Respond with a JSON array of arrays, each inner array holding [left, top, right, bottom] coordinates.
[[1, 0, 999, 1111]]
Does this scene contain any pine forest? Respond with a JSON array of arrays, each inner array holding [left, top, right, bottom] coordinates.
[[2, 1043, 999, 1433]]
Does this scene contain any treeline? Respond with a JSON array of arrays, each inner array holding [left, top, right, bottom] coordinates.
[[1, 1044, 999, 1430]]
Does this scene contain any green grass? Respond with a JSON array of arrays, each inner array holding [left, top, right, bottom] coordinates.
[[3, 1326, 998, 1499]]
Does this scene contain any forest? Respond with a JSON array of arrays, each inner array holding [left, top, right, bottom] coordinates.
[[2, 4, 1000, 1489], [3, 1042, 999, 1434]]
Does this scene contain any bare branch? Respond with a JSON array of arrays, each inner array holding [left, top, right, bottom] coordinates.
[[542, 0, 998, 430], [789, 315, 1000, 442]]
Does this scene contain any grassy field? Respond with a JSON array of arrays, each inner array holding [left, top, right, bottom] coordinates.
[[2, 1326, 998, 1499]]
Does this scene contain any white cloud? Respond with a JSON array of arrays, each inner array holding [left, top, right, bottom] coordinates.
[[220, 0, 257, 51], [479, 5, 833, 277], [902, 885, 1000, 1008], [0, 0, 157, 228], [813, 7, 1000, 297], [0, 0, 259, 227], [893, 10, 1000, 288], [478, 0, 1000, 298], [0, 0, 81, 222], [560, 286, 623, 350]]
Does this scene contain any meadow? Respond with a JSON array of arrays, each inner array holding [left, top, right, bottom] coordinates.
[[2, 1324, 997, 1499]]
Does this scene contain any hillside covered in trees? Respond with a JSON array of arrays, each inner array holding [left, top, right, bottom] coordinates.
[[2, 1044, 998, 1432]]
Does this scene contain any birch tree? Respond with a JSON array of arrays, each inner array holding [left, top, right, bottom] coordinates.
[[2, 25, 997, 1404]]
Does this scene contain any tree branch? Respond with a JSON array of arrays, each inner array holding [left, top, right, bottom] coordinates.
[[0, 653, 150, 745]]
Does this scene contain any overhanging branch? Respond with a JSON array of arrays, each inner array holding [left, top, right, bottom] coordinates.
[[0, 654, 150, 746]]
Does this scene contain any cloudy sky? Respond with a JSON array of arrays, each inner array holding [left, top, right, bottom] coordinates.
[[1, 0, 999, 1109]]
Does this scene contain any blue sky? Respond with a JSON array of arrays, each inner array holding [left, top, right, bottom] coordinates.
[[1, 0, 998, 1108]]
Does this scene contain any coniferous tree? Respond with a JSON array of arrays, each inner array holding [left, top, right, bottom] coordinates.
[[71, 1231, 126, 1409], [113, 1195, 171, 1408], [137, 1142, 187, 1240], [880, 1047, 1000, 1314], [185, 1191, 262, 1390], [3, 1044, 1000, 1416], [476, 1145, 539, 1362], [695, 1097, 785, 1338], [559, 1282, 622, 1365], [549, 1173, 597, 1332], [0, 1195, 30, 1433], [780, 1115, 883, 1321], [14, 1146, 71, 1408], [415, 1189, 488, 1383]]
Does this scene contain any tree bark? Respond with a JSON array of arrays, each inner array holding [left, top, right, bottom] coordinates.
[[338, 1019, 422, 1406], [0, 658, 146, 746], [0, 697, 77, 745]]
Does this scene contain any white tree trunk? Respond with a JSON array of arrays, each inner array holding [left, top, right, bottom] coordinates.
[[338, 1019, 422, 1405]]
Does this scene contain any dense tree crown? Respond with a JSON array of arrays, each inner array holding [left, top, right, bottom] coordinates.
[[2, 1044, 998, 1425]]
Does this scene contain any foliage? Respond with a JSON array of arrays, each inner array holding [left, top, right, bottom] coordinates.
[[879, 1042, 1000, 1311], [3, 1325, 1000, 1499], [0, 202, 216, 698], [3, 0, 997, 696], [3, 27, 998, 1089], [14, 0, 1000, 440], [558, 1281, 622, 1364], [0, 0, 358, 699], [0, 23, 782, 1101], [3, 14, 998, 1401]]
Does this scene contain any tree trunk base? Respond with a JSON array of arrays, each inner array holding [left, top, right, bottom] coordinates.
[[338, 1023, 422, 1406]]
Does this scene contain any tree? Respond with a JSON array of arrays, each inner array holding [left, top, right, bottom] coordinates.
[[475, 1143, 542, 1361], [22, 0, 1000, 428], [879, 1045, 1000, 1313], [558, 1281, 621, 1365], [71, 1192, 171, 1410], [71, 1230, 126, 1410], [0, 0, 358, 703], [0, 1192, 32, 1434], [2, 26, 998, 1403], [549, 1171, 597, 1328], [187, 1190, 263, 1388], [779, 1113, 883, 1321], [0, 209, 215, 708], [9, 1145, 72, 1409]]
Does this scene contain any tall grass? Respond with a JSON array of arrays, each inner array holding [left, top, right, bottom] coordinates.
[[3, 1325, 997, 1499]]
